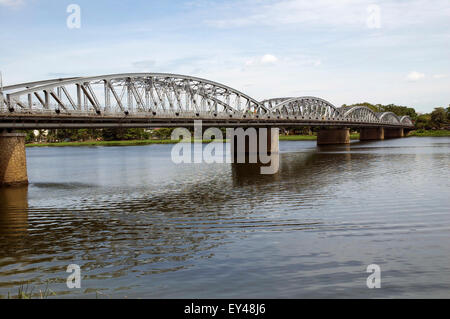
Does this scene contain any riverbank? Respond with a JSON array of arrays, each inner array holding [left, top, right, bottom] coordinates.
[[406, 130, 450, 137], [25, 134, 362, 147], [26, 139, 208, 147], [26, 131, 450, 147]]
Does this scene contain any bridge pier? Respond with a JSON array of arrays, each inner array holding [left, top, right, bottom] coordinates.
[[230, 127, 279, 161], [0, 130, 28, 187], [384, 128, 404, 139], [229, 128, 279, 174], [360, 127, 384, 141], [317, 128, 350, 145]]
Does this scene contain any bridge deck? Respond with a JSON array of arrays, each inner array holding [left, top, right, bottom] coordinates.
[[0, 111, 411, 129]]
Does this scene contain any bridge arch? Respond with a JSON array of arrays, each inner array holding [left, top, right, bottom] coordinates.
[[264, 96, 342, 119], [2, 73, 269, 116], [340, 106, 379, 123], [399, 115, 413, 126], [378, 112, 401, 124]]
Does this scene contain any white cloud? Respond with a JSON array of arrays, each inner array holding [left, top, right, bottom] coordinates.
[[0, 0, 24, 7], [245, 54, 278, 66], [206, 0, 450, 30], [432, 74, 447, 79], [406, 71, 425, 81], [260, 54, 278, 64]]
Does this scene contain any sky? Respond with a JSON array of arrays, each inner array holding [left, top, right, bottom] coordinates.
[[0, 0, 449, 113]]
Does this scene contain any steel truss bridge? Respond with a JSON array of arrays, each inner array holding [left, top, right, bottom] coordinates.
[[0, 73, 414, 129]]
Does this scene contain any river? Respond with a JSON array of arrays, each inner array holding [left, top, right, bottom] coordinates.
[[0, 137, 449, 298]]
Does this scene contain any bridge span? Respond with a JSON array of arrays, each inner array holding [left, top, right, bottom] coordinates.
[[0, 73, 414, 186]]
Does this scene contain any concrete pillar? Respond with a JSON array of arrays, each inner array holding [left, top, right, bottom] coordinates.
[[0, 131, 29, 187], [317, 128, 350, 145], [384, 128, 404, 139], [360, 127, 384, 141], [230, 127, 279, 174], [230, 127, 279, 161]]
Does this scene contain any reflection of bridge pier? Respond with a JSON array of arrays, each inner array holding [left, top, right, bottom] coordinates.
[[0, 186, 28, 237], [0, 130, 28, 187], [231, 154, 280, 185]]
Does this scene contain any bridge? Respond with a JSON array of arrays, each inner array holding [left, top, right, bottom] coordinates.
[[0, 73, 414, 186]]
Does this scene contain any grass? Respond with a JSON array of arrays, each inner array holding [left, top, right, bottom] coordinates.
[[4, 282, 56, 299], [407, 129, 450, 137]]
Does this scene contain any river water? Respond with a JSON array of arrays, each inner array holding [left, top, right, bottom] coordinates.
[[0, 137, 449, 298]]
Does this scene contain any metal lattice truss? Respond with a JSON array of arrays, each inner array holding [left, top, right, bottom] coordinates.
[[262, 97, 342, 120], [0, 73, 413, 127], [262, 98, 413, 126], [1, 73, 268, 118]]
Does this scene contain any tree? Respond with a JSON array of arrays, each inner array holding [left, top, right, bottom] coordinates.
[[415, 114, 432, 130], [430, 107, 447, 128]]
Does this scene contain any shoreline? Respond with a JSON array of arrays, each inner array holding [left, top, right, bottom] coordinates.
[[25, 130, 449, 147], [25, 134, 357, 147]]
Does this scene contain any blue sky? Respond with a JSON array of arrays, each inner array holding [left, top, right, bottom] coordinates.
[[0, 0, 449, 113]]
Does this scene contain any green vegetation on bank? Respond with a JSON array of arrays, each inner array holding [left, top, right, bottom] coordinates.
[[407, 129, 450, 137], [26, 139, 221, 147], [26, 134, 364, 147]]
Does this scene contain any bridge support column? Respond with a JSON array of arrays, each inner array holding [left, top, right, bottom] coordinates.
[[317, 128, 350, 145], [0, 131, 29, 187], [231, 127, 279, 161], [360, 127, 384, 141], [229, 128, 279, 174], [384, 128, 404, 139], [232, 128, 280, 163]]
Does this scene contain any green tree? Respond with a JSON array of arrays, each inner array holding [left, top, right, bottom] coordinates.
[[430, 107, 447, 128], [153, 128, 175, 140], [415, 114, 432, 130]]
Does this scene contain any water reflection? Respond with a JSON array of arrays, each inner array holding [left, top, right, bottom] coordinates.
[[0, 186, 28, 238], [232, 153, 280, 186]]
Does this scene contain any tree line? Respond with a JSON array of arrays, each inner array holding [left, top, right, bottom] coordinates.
[[25, 103, 450, 143], [26, 128, 174, 143]]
